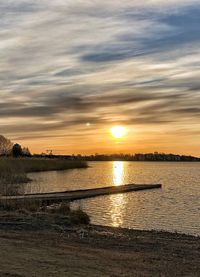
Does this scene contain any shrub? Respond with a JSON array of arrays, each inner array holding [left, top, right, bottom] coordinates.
[[48, 202, 70, 214], [55, 202, 70, 214], [69, 209, 90, 225]]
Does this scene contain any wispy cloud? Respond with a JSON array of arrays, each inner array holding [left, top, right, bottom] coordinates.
[[1, 0, 200, 153]]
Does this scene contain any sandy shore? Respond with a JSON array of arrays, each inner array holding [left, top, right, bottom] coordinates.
[[0, 213, 199, 277]]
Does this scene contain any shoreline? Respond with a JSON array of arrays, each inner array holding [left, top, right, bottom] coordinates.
[[93, 224, 200, 238], [0, 212, 199, 276]]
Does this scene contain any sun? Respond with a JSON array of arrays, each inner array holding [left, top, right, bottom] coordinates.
[[110, 126, 127, 139]]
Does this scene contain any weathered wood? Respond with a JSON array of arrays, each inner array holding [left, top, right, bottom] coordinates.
[[0, 184, 162, 203]]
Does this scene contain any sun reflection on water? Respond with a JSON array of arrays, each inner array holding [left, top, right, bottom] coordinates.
[[110, 161, 126, 227], [110, 194, 125, 227], [113, 161, 124, 186]]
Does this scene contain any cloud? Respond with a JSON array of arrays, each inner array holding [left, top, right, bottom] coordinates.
[[1, 0, 200, 153]]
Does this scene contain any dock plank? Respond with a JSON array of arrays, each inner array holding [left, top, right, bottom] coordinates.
[[0, 184, 162, 203]]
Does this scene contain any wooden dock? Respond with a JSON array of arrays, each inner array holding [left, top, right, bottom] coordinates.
[[0, 184, 162, 204]]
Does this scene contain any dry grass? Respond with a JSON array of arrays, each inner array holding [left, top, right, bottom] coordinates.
[[0, 159, 29, 185], [0, 198, 43, 212], [0, 198, 90, 226], [48, 202, 71, 214], [0, 157, 87, 195], [0, 157, 90, 225], [0, 157, 87, 175]]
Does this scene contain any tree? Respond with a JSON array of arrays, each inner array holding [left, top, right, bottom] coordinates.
[[22, 147, 31, 157], [0, 135, 13, 155], [12, 143, 23, 157]]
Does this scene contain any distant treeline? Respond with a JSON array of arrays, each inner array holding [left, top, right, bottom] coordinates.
[[1, 134, 199, 162], [34, 152, 200, 162], [73, 153, 200, 162]]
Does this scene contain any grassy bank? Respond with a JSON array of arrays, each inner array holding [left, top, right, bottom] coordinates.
[[0, 157, 87, 194]]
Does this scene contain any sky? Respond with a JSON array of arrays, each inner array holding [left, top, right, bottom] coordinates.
[[1, 0, 200, 155]]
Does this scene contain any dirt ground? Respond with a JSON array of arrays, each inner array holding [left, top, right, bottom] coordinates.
[[0, 220, 199, 277]]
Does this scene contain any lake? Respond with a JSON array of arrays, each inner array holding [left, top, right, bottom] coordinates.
[[24, 161, 200, 236]]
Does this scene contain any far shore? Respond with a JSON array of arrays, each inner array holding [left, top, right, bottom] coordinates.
[[0, 210, 199, 276]]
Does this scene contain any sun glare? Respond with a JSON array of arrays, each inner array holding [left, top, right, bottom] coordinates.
[[110, 126, 126, 139]]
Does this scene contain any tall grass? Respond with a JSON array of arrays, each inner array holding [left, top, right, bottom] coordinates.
[[0, 157, 87, 174], [0, 157, 87, 195], [0, 158, 90, 225]]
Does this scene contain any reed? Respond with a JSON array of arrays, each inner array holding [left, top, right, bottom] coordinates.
[[0, 157, 87, 195]]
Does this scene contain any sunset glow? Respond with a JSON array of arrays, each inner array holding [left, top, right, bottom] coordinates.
[[1, 1, 200, 156]]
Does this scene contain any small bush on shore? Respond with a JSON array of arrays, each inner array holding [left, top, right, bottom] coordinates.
[[70, 209, 90, 225], [49, 202, 71, 214]]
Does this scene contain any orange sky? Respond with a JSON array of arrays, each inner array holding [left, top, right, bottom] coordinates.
[[1, 1, 200, 156], [14, 123, 200, 156]]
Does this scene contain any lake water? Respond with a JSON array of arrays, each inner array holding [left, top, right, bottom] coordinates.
[[24, 162, 200, 236]]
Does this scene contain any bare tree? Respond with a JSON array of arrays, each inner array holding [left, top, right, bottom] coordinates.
[[0, 135, 13, 155]]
